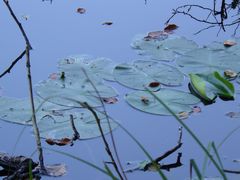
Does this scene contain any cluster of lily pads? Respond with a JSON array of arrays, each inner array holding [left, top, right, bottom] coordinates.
[[0, 33, 240, 140]]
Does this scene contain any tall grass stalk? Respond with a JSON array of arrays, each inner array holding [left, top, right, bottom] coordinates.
[[145, 87, 227, 180], [190, 159, 203, 180]]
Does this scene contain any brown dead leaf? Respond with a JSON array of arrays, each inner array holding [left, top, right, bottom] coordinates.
[[192, 106, 201, 113], [102, 22, 113, 26], [144, 31, 168, 41], [223, 40, 236, 47], [46, 138, 72, 146], [148, 82, 160, 88], [164, 24, 178, 33], [49, 73, 58, 80], [102, 97, 118, 104], [224, 69, 238, 79], [76, 7, 86, 14]]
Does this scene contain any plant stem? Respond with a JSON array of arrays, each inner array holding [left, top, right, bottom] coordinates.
[[26, 45, 46, 173]]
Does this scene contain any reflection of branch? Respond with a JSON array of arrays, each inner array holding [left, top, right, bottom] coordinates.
[[81, 102, 124, 180], [3, 0, 32, 49], [0, 50, 26, 78], [224, 169, 240, 174], [166, 1, 240, 34], [144, 127, 183, 171], [70, 114, 80, 142]]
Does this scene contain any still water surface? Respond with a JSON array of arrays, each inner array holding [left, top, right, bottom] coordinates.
[[0, 0, 240, 179]]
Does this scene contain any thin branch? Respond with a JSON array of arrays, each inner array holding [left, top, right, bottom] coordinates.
[[81, 68, 127, 180], [224, 169, 240, 174], [3, 0, 32, 49], [0, 50, 26, 78], [81, 102, 124, 180], [70, 114, 80, 142]]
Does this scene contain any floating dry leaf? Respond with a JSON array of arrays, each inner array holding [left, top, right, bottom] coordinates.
[[192, 106, 201, 113], [224, 69, 238, 79], [102, 22, 113, 26], [226, 112, 240, 118], [76, 7, 86, 14], [224, 40, 237, 47], [148, 82, 161, 88], [38, 164, 67, 177], [46, 138, 72, 146], [49, 73, 58, 80], [177, 111, 189, 119], [102, 97, 118, 104], [164, 24, 178, 32], [144, 31, 168, 41]]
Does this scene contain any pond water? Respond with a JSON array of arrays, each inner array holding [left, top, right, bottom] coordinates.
[[0, 0, 240, 179]]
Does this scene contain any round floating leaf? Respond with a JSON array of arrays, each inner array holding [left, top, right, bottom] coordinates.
[[207, 38, 240, 56], [125, 89, 200, 115], [0, 97, 118, 139], [113, 60, 184, 90], [58, 55, 115, 81], [131, 34, 198, 62], [0, 97, 71, 125], [176, 48, 240, 74], [35, 72, 118, 108], [38, 110, 118, 140]]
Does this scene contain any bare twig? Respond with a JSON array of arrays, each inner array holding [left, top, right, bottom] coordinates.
[[144, 127, 183, 171], [0, 50, 26, 78], [81, 68, 127, 180], [81, 101, 124, 180], [224, 169, 240, 174], [70, 114, 80, 142], [3, 0, 46, 173]]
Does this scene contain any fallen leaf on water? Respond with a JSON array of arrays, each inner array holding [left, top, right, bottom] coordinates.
[[233, 159, 240, 163], [102, 97, 118, 104], [164, 24, 178, 33], [144, 31, 168, 41], [76, 7, 86, 14], [148, 82, 160, 88], [49, 73, 58, 80], [223, 40, 236, 47], [177, 111, 189, 119], [36, 164, 67, 177], [141, 96, 149, 105], [226, 112, 240, 118], [224, 69, 238, 79], [102, 22, 113, 26], [46, 138, 72, 146], [192, 106, 201, 113]]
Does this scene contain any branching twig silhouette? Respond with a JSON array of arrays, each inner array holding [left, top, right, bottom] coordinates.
[[166, 0, 240, 35], [3, 0, 46, 174]]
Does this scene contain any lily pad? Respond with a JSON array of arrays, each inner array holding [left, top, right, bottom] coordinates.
[[176, 48, 240, 74], [35, 72, 118, 108], [113, 60, 184, 90], [0, 96, 117, 139], [38, 109, 118, 139], [125, 89, 200, 115], [58, 55, 115, 81], [207, 38, 240, 56], [131, 34, 198, 62]]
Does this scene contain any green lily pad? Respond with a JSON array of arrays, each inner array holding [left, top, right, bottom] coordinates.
[[113, 60, 184, 90], [189, 72, 235, 104], [0, 96, 117, 139], [125, 89, 200, 115], [207, 38, 240, 56], [35, 72, 118, 108], [38, 110, 118, 140], [58, 55, 116, 81], [131, 34, 198, 62], [176, 48, 240, 74]]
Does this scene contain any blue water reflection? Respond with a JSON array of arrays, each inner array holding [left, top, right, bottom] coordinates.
[[0, 0, 240, 179]]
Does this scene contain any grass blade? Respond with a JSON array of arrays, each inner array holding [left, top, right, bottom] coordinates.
[[190, 159, 203, 180]]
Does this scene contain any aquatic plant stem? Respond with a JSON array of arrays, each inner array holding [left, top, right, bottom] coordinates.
[[3, 0, 46, 173], [146, 87, 227, 180], [81, 68, 127, 180], [82, 102, 124, 180], [26, 45, 46, 173]]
